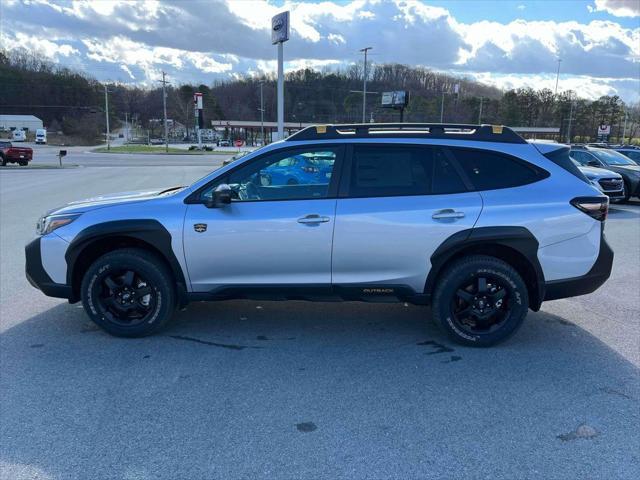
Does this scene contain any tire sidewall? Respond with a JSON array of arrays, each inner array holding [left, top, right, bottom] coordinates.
[[81, 251, 175, 337], [434, 258, 529, 347]]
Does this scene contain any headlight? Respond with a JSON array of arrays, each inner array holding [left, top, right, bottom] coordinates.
[[36, 214, 80, 236]]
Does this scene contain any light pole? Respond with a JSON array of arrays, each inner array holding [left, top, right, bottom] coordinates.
[[478, 97, 484, 124], [103, 84, 110, 151], [160, 71, 169, 153], [360, 47, 372, 123], [259, 81, 265, 145], [555, 58, 562, 95], [440, 90, 445, 123]]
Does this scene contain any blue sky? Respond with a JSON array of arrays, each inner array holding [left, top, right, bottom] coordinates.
[[1, 0, 639, 101]]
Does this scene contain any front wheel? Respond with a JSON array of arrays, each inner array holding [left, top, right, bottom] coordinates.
[[18, 161, 28, 166], [431, 255, 529, 347], [81, 248, 176, 337]]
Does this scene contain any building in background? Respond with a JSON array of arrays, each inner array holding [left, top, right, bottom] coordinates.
[[0, 115, 44, 132]]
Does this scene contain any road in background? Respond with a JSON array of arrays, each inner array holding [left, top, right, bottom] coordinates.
[[6, 143, 236, 167], [1, 153, 639, 479]]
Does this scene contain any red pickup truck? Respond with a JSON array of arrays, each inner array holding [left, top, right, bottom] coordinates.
[[0, 140, 33, 166]]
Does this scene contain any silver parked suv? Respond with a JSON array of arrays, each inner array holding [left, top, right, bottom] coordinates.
[[26, 124, 613, 346]]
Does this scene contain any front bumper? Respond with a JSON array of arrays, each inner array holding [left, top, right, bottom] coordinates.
[[544, 224, 614, 301], [25, 237, 73, 300]]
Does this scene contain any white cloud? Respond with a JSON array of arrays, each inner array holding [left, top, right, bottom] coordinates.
[[1, 0, 638, 101], [517, 4, 526, 10], [589, 0, 640, 17]]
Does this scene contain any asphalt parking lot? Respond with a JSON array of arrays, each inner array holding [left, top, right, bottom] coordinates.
[[1, 154, 639, 479]]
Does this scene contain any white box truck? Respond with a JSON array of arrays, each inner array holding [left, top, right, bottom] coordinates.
[[35, 128, 47, 144]]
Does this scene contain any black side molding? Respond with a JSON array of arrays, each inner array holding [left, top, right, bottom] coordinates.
[[544, 224, 614, 301], [425, 226, 546, 310], [65, 220, 188, 304], [25, 237, 73, 300]]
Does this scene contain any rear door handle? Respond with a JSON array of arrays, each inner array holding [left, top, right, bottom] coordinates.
[[297, 214, 330, 224], [432, 209, 465, 220]]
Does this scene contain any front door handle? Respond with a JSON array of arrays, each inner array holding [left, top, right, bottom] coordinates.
[[432, 209, 465, 220], [297, 214, 330, 224]]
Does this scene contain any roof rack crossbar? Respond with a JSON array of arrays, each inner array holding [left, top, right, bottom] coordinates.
[[285, 123, 526, 144]]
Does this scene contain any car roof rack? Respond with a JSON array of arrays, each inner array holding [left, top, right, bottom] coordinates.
[[285, 123, 527, 144]]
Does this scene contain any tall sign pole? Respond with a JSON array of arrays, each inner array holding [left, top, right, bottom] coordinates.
[[194, 92, 203, 149], [272, 11, 290, 141]]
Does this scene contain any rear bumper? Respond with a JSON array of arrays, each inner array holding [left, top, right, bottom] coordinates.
[[543, 224, 613, 301], [25, 237, 74, 300]]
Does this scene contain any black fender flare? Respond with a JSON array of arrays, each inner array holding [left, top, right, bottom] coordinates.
[[65, 219, 188, 304], [425, 226, 546, 310]]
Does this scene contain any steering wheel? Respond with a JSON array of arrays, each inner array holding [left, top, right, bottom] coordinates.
[[237, 181, 259, 200]]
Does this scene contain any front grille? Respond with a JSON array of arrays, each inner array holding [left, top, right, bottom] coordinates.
[[598, 178, 623, 191]]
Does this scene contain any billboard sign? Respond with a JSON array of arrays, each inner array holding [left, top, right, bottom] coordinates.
[[271, 11, 290, 44], [597, 124, 611, 136], [381, 90, 409, 108]]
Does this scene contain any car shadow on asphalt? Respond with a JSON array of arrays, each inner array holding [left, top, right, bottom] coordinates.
[[1, 300, 639, 478]]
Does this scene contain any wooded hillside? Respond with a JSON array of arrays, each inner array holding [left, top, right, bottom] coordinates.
[[1, 49, 638, 144]]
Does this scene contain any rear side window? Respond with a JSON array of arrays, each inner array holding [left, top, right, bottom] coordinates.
[[543, 147, 589, 183], [451, 148, 548, 191], [348, 145, 467, 197]]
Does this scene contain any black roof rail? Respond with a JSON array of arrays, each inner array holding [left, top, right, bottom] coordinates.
[[285, 123, 527, 144]]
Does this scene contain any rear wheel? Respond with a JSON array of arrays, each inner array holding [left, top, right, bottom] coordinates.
[[81, 248, 176, 337], [1, 156, 6, 166], [18, 161, 27, 166], [432, 255, 529, 347]]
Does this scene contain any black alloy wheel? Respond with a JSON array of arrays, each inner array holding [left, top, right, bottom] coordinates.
[[450, 274, 510, 335], [96, 269, 156, 326]]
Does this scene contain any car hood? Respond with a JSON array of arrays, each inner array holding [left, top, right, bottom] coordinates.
[[578, 166, 621, 179], [47, 188, 172, 216]]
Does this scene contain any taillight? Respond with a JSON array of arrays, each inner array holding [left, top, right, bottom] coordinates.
[[570, 196, 609, 221]]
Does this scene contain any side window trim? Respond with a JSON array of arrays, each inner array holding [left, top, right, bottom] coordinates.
[[185, 144, 346, 204]]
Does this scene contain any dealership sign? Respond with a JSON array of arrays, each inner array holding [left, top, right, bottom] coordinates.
[[597, 124, 611, 136], [271, 11, 290, 44]]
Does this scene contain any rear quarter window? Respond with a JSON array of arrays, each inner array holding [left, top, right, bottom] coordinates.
[[450, 147, 549, 191]]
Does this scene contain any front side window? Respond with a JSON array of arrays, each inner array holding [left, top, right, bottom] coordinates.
[[200, 147, 338, 202], [347, 145, 467, 197], [452, 148, 548, 191], [571, 151, 600, 166], [591, 149, 636, 166]]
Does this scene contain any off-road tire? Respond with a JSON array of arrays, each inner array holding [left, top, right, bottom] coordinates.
[[81, 248, 176, 337], [432, 255, 529, 347]]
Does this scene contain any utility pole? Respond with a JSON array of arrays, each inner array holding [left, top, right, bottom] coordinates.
[[124, 112, 128, 143], [440, 90, 445, 123], [160, 71, 169, 153], [555, 58, 562, 95], [259, 81, 265, 145], [360, 47, 372, 123], [567, 93, 575, 144], [104, 84, 110, 151], [478, 97, 484, 124], [622, 110, 629, 144]]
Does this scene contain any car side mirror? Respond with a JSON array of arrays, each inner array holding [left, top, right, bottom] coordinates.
[[205, 184, 232, 208]]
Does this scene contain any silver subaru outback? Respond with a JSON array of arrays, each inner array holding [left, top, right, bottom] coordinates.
[[26, 124, 613, 347]]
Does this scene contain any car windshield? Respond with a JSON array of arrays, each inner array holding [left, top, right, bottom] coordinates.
[[591, 149, 636, 166]]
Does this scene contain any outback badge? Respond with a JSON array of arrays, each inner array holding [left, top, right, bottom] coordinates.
[[194, 223, 207, 233]]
